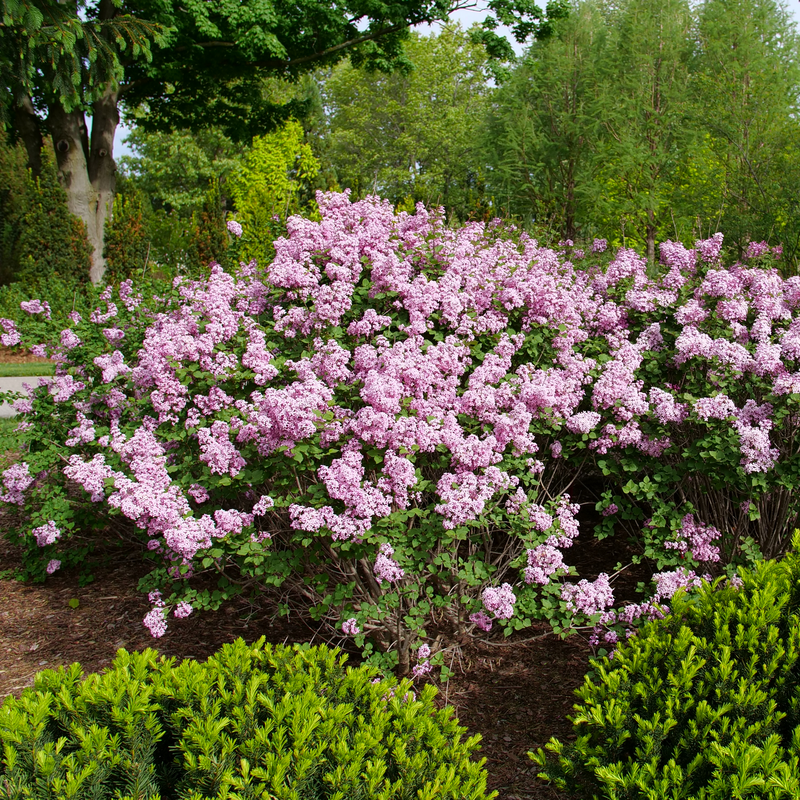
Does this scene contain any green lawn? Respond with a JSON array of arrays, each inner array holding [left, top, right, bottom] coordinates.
[[0, 362, 55, 377]]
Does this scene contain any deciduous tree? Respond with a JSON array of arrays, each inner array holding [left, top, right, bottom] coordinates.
[[320, 24, 494, 222], [2, 0, 561, 281]]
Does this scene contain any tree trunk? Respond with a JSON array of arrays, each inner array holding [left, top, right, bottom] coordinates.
[[646, 207, 656, 264], [47, 82, 119, 284], [14, 95, 44, 176], [87, 83, 120, 284]]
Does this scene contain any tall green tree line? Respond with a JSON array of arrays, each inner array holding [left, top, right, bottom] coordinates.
[[484, 0, 800, 262]]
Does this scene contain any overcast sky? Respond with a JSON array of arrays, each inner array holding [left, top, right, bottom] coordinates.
[[113, 0, 800, 159]]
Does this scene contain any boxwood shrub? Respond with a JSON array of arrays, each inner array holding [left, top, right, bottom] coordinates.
[[532, 544, 800, 799], [0, 637, 495, 799]]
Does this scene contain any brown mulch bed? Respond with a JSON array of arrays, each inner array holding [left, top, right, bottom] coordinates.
[[0, 345, 50, 365], [0, 493, 641, 799]]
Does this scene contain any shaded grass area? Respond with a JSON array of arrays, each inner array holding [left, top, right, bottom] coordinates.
[[0, 363, 54, 377]]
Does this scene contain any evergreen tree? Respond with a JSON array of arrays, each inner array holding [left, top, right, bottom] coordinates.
[[481, 3, 604, 237], [228, 119, 320, 266], [590, 0, 696, 261], [187, 179, 228, 269], [103, 192, 149, 282], [0, 142, 30, 284], [16, 149, 92, 283], [694, 0, 800, 262]]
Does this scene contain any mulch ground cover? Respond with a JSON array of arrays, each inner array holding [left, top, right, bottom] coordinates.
[[0, 346, 50, 365], [0, 482, 646, 799]]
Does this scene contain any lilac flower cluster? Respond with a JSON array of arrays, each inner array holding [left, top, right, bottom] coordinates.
[[0, 462, 33, 505], [0, 319, 20, 347], [665, 514, 721, 564], [342, 617, 360, 635], [524, 544, 567, 585], [374, 543, 405, 584], [412, 643, 433, 678], [32, 520, 61, 547], [561, 573, 614, 616], [481, 583, 516, 622]]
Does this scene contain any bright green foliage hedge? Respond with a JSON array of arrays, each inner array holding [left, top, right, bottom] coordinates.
[[0, 638, 496, 799], [533, 545, 800, 799]]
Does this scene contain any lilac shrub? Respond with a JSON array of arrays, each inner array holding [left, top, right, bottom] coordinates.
[[592, 236, 800, 568], [1, 194, 600, 672], [3, 191, 800, 669]]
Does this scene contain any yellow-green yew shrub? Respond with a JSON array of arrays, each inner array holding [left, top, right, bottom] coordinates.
[[533, 539, 800, 799], [1, 638, 495, 799]]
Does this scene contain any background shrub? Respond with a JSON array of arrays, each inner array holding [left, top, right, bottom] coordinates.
[[15, 149, 92, 285], [533, 540, 800, 799], [103, 192, 150, 283], [0, 638, 495, 799]]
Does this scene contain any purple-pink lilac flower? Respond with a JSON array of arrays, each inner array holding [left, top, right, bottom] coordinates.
[[374, 543, 405, 584], [470, 611, 493, 632], [652, 567, 703, 600], [143, 606, 167, 637], [0, 319, 20, 347], [665, 514, 721, 563], [65, 412, 96, 447], [60, 329, 81, 349], [649, 388, 688, 424], [12, 398, 33, 414], [46, 559, 61, 574], [693, 394, 737, 421], [252, 495, 274, 515], [411, 661, 433, 678], [482, 583, 516, 619], [90, 301, 118, 324], [745, 241, 770, 260], [197, 420, 246, 477], [0, 462, 33, 505], [188, 484, 209, 503], [173, 601, 193, 618], [342, 617, 360, 635], [565, 411, 601, 434], [102, 328, 125, 342], [695, 233, 723, 262], [736, 419, 779, 473], [562, 573, 614, 616], [227, 220, 243, 237], [32, 520, 60, 547], [94, 350, 131, 384], [64, 453, 116, 503], [20, 299, 50, 318], [524, 544, 567, 585]]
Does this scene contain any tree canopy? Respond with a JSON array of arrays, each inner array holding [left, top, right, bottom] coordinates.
[[318, 24, 493, 221]]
